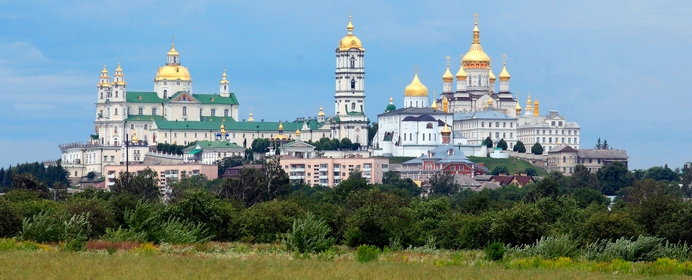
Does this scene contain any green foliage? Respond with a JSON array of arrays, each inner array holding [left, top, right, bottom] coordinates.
[[21, 212, 91, 250], [485, 241, 506, 261], [63, 197, 116, 239], [483, 137, 493, 148], [568, 165, 600, 192], [344, 189, 416, 248], [584, 235, 674, 262], [491, 165, 509, 175], [531, 142, 544, 155], [356, 244, 381, 263], [597, 161, 634, 195], [168, 190, 237, 241], [645, 165, 679, 182], [0, 200, 21, 238], [218, 158, 290, 207], [497, 139, 508, 150], [582, 212, 642, 243], [509, 235, 580, 259], [251, 138, 270, 153], [524, 167, 539, 176], [156, 143, 187, 155], [490, 203, 546, 246], [111, 169, 161, 202], [380, 171, 420, 198], [468, 156, 543, 176], [101, 226, 147, 243], [513, 141, 526, 153], [238, 200, 305, 243], [429, 172, 459, 196], [572, 188, 608, 208], [525, 177, 560, 203], [11, 173, 49, 199], [158, 217, 213, 244], [282, 212, 335, 253]]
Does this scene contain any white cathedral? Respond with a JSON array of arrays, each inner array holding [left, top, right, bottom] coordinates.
[[374, 14, 580, 157], [60, 17, 371, 179]]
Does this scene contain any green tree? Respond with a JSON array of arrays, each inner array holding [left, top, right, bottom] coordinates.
[[169, 189, 237, 241], [251, 138, 270, 153], [11, 173, 49, 199], [368, 122, 378, 147], [644, 165, 679, 182], [333, 171, 370, 202], [514, 141, 526, 153], [217, 158, 290, 207], [491, 165, 510, 175], [597, 161, 633, 195], [524, 166, 539, 176], [625, 178, 681, 235], [682, 162, 692, 197], [340, 138, 353, 151], [381, 171, 420, 198], [111, 168, 161, 202], [217, 155, 247, 177], [582, 211, 642, 243], [572, 188, 608, 208], [429, 172, 459, 196], [525, 177, 560, 203], [568, 165, 600, 192], [497, 139, 508, 150], [344, 189, 417, 248], [238, 200, 304, 243], [531, 142, 543, 155], [483, 137, 493, 148], [490, 203, 546, 246]]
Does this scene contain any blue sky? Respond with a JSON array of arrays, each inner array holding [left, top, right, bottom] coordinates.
[[1, 1, 690, 170]]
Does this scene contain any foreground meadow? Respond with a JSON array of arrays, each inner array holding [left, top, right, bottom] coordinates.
[[0, 241, 689, 279]]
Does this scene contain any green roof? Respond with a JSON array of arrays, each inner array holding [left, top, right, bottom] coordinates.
[[126, 91, 238, 105], [193, 93, 239, 105], [183, 141, 244, 152], [90, 134, 99, 140], [153, 117, 305, 132], [127, 92, 164, 103]]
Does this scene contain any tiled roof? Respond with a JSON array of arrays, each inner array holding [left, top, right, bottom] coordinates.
[[577, 149, 628, 159], [125, 91, 238, 105], [454, 108, 516, 120], [548, 145, 578, 153]]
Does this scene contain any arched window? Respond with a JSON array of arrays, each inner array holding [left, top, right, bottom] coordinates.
[[138, 107, 144, 115], [182, 106, 187, 116], [426, 123, 433, 129], [351, 103, 356, 111], [563, 156, 566, 163], [152, 108, 157, 115], [224, 109, 229, 117], [350, 57, 355, 68], [100, 93, 103, 99], [423, 134, 425, 141], [163, 90, 168, 99], [224, 85, 227, 90], [211, 109, 216, 116], [127, 107, 131, 115], [144, 124, 148, 130], [350, 79, 355, 89]]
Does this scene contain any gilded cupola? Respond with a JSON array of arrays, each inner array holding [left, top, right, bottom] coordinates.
[[404, 70, 429, 97], [499, 58, 511, 81], [338, 15, 364, 51], [156, 41, 191, 81], [442, 56, 454, 82], [462, 13, 491, 69]]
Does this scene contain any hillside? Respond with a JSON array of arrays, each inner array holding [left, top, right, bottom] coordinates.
[[468, 156, 545, 175]]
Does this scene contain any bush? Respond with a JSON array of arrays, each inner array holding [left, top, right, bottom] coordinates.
[[490, 203, 546, 246], [101, 226, 147, 243], [283, 212, 335, 253], [63, 198, 116, 239], [356, 244, 381, 263], [0, 200, 21, 238], [584, 235, 671, 262], [158, 217, 213, 244], [20, 212, 62, 243], [238, 200, 305, 244], [509, 235, 580, 260], [20, 212, 91, 251], [485, 241, 506, 261]]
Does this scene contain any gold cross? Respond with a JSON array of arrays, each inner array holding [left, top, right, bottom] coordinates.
[[446, 55, 450, 67], [474, 13, 478, 25]]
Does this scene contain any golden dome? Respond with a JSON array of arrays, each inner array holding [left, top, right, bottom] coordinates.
[[462, 14, 491, 69], [247, 112, 255, 122], [533, 98, 539, 116], [131, 132, 138, 142], [338, 16, 364, 51], [278, 121, 284, 131], [534, 98, 539, 106], [488, 98, 493, 105], [167, 43, 179, 56], [101, 64, 108, 74], [220, 69, 229, 85], [431, 100, 438, 109], [295, 128, 301, 136], [515, 94, 522, 115], [499, 60, 510, 81], [115, 63, 123, 75], [155, 65, 191, 81], [442, 56, 453, 82], [318, 107, 325, 117], [489, 68, 496, 82], [456, 63, 467, 80], [441, 123, 451, 134], [404, 72, 428, 97], [526, 92, 532, 106]]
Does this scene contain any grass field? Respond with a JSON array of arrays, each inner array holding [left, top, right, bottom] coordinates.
[[468, 156, 545, 176], [0, 251, 679, 280]]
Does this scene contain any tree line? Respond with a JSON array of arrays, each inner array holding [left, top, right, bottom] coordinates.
[[1, 158, 692, 252]]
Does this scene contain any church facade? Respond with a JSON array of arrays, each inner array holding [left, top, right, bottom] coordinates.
[[59, 17, 371, 180]]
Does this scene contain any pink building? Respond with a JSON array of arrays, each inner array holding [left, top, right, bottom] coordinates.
[[280, 156, 389, 187], [103, 163, 218, 189]]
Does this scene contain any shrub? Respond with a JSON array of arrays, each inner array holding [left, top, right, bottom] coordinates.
[[158, 217, 213, 244], [490, 203, 546, 246], [282, 212, 335, 253], [238, 200, 305, 244], [62, 213, 92, 251], [20, 212, 62, 243], [584, 235, 669, 262], [485, 241, 506, 261], [101, 226, 147, 243], [20, 212, 91, 251], [509, 235, 580, 260], [356, 244, 381, 263], [64, 198, 116, 239], [0, 200, 21, 238]]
